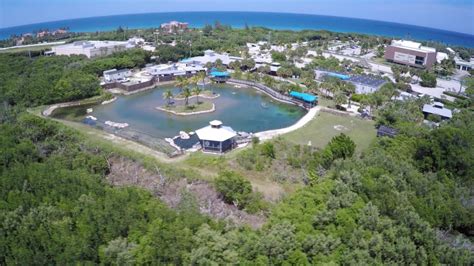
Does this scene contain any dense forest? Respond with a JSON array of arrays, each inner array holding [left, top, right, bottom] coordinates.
[[1, 28, 473, 264]]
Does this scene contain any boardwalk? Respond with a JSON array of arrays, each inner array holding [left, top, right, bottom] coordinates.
[[228, 79, 300, 105]]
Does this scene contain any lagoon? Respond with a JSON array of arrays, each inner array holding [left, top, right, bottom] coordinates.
[[90, 84, 306, 138]]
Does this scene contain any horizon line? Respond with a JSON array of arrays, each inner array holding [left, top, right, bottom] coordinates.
[[1, 10, 473, 37]]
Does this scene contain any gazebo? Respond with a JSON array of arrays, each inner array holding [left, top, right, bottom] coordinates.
[[195, 120, 237, 153]]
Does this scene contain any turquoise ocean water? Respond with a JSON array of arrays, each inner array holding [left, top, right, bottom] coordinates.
[[1, 12, 473, 47]]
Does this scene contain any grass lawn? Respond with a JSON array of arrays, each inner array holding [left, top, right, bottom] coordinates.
[[160, 101, 214, 114], [283, 111, 377, 152]]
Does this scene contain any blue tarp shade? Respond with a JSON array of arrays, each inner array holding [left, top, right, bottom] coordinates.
[[210, 71, 230, 78], [290, 91, 318, 103], [326, 72, 351, 80]]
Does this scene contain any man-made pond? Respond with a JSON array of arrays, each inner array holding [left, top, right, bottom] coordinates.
[[89, 83, 306, 138]]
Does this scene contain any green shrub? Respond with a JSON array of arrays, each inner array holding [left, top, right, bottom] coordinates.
[[420, 72, 437, 88], [261, 142, 276, 159], [214, 171, 265, 212], [443, 91, 468, 100], [350, 94, 367, 103], [427, 114, 442, 123]]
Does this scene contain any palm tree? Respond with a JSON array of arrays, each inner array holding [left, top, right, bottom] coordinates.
[[340, 82, 356, 108], [183, 87, 191, 106], [175, 76, 188, 92], [162, 89, 173, 106], [193, 86, 202, 104], [204, 62, 213, 73], [334, 91, 347, 108], [197, 71, 206, 86], [320, 81, 332, 98]]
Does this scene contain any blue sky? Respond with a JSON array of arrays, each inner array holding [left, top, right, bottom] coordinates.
[[1, 0, 473, 34]]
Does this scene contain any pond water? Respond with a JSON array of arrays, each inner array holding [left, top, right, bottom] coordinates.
[[90, 84, 306, 138]]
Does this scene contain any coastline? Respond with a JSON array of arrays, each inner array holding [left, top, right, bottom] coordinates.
[[1, 12, 473, 47]]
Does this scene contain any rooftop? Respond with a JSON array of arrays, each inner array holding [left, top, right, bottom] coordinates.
[[103, 68, 130, 75], [195, 121, 237, 142], [146, 63, 205, 76], [210, 120, 223, 127], [377, 125, 399, 137], [390, 39, 436, 53], [348, 75, 387, 88], [290, 91, 318, 103], [422, 103, 453, 119], [210, 71, 230, 78], [184, 50, 242, 66]]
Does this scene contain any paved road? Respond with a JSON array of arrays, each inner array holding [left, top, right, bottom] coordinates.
[[0, 41, 65, 51]]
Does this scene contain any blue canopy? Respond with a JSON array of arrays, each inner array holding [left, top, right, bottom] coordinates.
[[210, 71, 230, 78], [326, 72, 351, 80], [290, 91, 318, 103]]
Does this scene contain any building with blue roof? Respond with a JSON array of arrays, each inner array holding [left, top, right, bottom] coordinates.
[[314, 69, 387, 94], [210, 70, 230, 82], [289, 91, 318, 107]]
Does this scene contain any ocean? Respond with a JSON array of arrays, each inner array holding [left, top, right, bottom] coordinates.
[[1, 12, 473, 47]]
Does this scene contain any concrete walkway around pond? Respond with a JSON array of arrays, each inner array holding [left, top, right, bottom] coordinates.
[[255, 106, 321, 141]]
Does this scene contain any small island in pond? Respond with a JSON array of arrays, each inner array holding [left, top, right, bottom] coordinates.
[[157, 85, 219, 115], [157, 101, 215, 115], [174, 90, 219, 100]]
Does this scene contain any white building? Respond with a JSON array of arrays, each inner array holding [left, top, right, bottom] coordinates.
[[127, 37, 145, 46], [195, 120, 237, 153], [52, 40, 128, 58], [103, 69, 132, 83], [182, 50, 242, 66], [436, 52, 449, 63], [385, 40, 437, 69], [314, 69, 387, 94], [422, 102, 453, 120], [160, 21, 189, 33], [454, 57, 474, 71], [145, 63, 205, 81], [51, 38, 145, 58]]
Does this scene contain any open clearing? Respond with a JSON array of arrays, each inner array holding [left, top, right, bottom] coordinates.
[[283, 111, 377, 152]]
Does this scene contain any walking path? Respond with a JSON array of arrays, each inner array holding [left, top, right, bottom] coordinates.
[[255, 106, 321, 140], [228, 79, 299, 105], [43, 100, 89, 116]]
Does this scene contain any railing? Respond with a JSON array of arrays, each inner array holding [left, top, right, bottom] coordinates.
[[228, 79, 300, 105], [90, 119, 180, 156]]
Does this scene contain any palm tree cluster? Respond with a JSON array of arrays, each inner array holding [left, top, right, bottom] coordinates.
[[173, 75, 206, 106], [320, 77, 356, 108]]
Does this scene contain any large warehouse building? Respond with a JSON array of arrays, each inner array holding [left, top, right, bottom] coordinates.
[[51, 38, 144, 58], [384, 40, 437, 69]]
